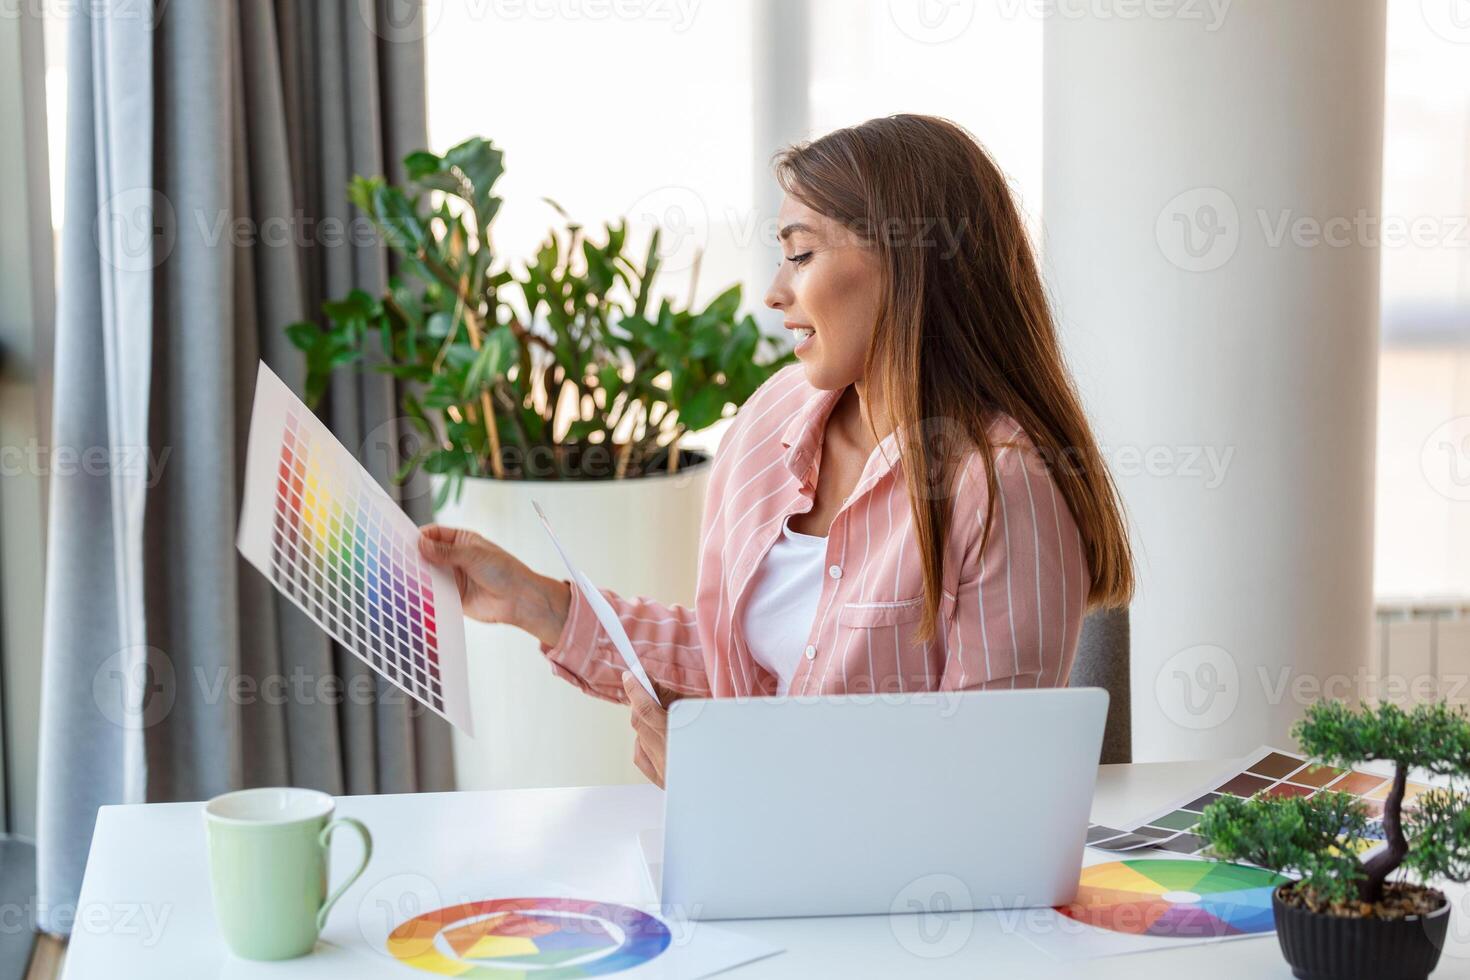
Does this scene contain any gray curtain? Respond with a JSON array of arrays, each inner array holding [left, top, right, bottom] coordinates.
[[36, 0, 452, 934]]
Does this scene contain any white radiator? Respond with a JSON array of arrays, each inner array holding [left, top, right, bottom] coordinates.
[[1374, 598, 1470, 706]]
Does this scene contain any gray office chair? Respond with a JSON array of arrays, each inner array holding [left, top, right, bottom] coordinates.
[[1069, 607, 1131, 764]]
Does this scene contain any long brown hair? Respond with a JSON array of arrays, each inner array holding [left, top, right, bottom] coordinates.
[[772, 114, 1133, 642]]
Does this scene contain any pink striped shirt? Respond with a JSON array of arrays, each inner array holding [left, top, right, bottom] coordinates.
[[539, 364, 1090, 702]]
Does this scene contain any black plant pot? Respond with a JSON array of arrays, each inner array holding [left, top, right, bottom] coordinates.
[[1272, 886, 1451, 980]]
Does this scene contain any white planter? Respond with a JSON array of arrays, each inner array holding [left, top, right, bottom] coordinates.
[[434, 459, 711, 790]]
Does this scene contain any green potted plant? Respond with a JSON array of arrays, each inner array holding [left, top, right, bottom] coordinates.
[[286, 136, 792, 503], [1197, 700, 1470, 980], [286, 137, 793, 790]]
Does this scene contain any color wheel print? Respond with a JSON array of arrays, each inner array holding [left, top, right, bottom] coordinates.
[[387, 898, 671, 977], [1058, 860, 1289, 938]]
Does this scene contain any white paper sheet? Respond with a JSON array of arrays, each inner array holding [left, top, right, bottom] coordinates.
[[532, 500, 661, 705], [236, 362, 474, 734]]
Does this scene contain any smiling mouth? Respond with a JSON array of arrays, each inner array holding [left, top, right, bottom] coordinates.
[[787, 324, 815, 342]]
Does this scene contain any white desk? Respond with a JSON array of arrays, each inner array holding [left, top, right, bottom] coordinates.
[[62, 761, 1470, 979]]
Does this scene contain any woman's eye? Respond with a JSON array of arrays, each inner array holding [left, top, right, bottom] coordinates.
[[784, 252, 812, 266]]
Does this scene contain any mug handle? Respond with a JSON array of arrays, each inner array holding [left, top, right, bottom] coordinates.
[[316, 817, 373, 934]]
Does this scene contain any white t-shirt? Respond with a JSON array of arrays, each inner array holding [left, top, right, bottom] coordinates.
[[740, 515, 828, 695]]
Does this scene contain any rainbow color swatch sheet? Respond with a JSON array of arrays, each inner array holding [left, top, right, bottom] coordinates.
[[237, 363, 473, 733]]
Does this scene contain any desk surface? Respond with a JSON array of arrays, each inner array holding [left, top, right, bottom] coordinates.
[[62, 761, 1470, 979]]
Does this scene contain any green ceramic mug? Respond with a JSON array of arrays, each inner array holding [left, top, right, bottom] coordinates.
[[204, 787, 372, 960]]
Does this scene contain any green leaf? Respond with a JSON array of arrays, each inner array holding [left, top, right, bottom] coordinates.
[[373, 184, 427, 254], [422, 448, 463, 475], [285, 322, 321, 352], [462, 324, 516, 396], [403, 150, 442, 181], [436, 137, 505, 244], [702, 282, 742, 321], [676, 384, 726, 431], [597, 364, 624, 405], [348, 175, 381, 217], [323, 288, 380, 325], [634, 228, 660, 318], [566, 419, 601, 442]]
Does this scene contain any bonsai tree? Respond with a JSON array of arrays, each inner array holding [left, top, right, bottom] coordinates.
[[287, 137, 793, 505], [1198, 700, 1470, 914]]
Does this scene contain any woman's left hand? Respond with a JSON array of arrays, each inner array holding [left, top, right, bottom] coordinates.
[[622, 673, 679, 788]]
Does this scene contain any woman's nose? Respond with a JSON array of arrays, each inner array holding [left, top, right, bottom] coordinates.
[[764, 268, 790, 311]]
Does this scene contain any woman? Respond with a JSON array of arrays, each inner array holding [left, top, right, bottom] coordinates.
[[419, 114, 1133, 787]]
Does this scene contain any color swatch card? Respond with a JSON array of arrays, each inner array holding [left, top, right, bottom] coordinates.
[[1085, 745, 1439, 856], [237, 362, 473, 734]]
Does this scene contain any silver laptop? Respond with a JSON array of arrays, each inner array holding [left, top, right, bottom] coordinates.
[[641, 688, 1109, 921]]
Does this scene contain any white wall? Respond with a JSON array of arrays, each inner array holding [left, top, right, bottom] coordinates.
[[1044, 1, 1387, 760]]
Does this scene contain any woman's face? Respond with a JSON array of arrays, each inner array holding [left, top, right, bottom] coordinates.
[[764, 195, 883, 392]]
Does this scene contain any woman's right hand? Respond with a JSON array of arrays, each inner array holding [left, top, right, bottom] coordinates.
[[417, 524, 571, 647]]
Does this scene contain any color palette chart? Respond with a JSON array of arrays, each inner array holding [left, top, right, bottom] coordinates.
[[236, 363, 472, 733], [1019, 855, 1293, 960], [386, 898, 672, 977], [1085, 745, 1433, 855], [1059, 859, 1287, 939]]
